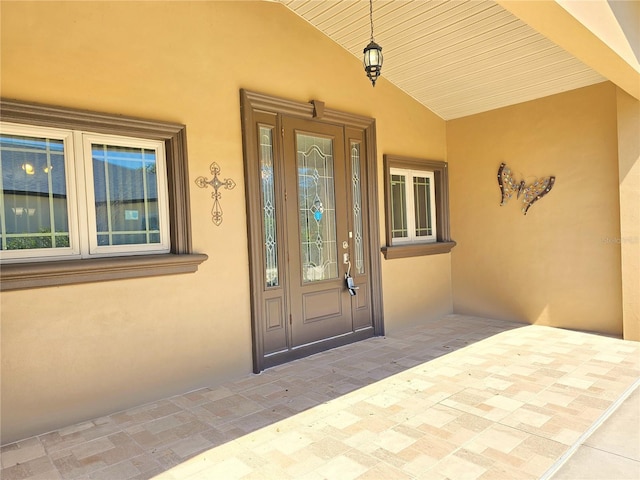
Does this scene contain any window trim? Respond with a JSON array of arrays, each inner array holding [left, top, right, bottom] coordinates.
[[0, 99, 207, 290], [382, 155, 456, 259]]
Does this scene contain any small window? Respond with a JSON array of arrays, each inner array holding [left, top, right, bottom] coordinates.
[[382, 155, 455, 259], [0, 99, 206, 290], [389, 167, 437, 244]]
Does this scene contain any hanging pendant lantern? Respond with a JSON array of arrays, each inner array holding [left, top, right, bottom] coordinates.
[[364, 41, 383, 87], [363, 0, 383, 86]]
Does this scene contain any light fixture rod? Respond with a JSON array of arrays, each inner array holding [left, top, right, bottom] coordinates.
[[369, 0, 374, 41], [363, 0, 383, 87]]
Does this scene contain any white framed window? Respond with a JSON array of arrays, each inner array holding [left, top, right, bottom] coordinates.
[[82, 133, 170, 256], [0, 124, 79, 261], [389, 167, 437, 245], [0, 122, 170, 263], [382, 155, 455, 259]]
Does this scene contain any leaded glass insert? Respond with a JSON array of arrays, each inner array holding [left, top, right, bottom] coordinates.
[[297, 133, 338, 283], [259, 126, 278, 287], [0, 134, 70, 250], [351, 142, 365, 274], [92, 144, 160, 246]]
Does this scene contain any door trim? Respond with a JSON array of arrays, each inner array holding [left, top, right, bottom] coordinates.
[[240, 89, 384, 373]]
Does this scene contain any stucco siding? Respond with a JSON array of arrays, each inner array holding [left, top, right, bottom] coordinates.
[[448, 82, 623, 335], [0, 1, 448, 443]]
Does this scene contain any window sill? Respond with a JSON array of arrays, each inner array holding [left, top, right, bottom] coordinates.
[[0, 253, 208, 291], [381, 241, 456, 259]]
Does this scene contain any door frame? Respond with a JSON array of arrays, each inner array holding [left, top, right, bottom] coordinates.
[[240, 89, 384, 373]]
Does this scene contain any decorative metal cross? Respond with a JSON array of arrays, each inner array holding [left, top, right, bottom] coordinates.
[[195, 162, 236, 226]]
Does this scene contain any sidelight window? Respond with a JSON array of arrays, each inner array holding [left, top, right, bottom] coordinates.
[[259, 125, 279, 287]]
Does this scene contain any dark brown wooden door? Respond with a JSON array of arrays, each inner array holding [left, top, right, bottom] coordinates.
[[282, 116, 355, 348], [241, 89, 383, 372]]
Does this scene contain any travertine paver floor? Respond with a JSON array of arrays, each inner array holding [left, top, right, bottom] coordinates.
[[551, 385, 640, 479], [1, 314, 639, 480]]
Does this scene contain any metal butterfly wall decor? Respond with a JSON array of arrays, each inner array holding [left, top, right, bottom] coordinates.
[[497, 162, 555, 215]]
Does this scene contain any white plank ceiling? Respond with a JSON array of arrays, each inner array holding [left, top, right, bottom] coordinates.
[[277, 0, 606, 120]]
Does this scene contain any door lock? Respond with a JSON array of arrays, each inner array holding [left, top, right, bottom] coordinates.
[[344, 257, 359, 296], [345, 274, 359, 296]]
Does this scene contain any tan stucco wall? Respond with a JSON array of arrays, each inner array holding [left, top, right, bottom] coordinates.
[[448, 82, 623, 335], [0, 1, 449, 443], [616, 88, 640, 341]]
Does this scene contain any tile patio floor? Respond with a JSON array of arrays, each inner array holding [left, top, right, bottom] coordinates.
[[1, 314, 639, 480]]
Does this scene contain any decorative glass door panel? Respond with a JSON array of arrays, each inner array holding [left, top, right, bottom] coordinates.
[[259, 126, 278, 288], [350, 142, 365, 275], [296, 133, 338, 283], [283, 117, 352, 348]]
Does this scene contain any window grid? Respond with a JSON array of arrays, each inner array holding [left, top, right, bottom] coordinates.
[[390, 167, 436, 245], [413, 175, 433, 237], [390, 173, 407, 239], [142, 149, 151, 244], [101, 145, 114, 245], [45, 140, 59, 247]]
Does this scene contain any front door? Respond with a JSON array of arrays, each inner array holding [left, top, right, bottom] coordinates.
[[283, 117, 354, 347], [241, 90, 383, 372]]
